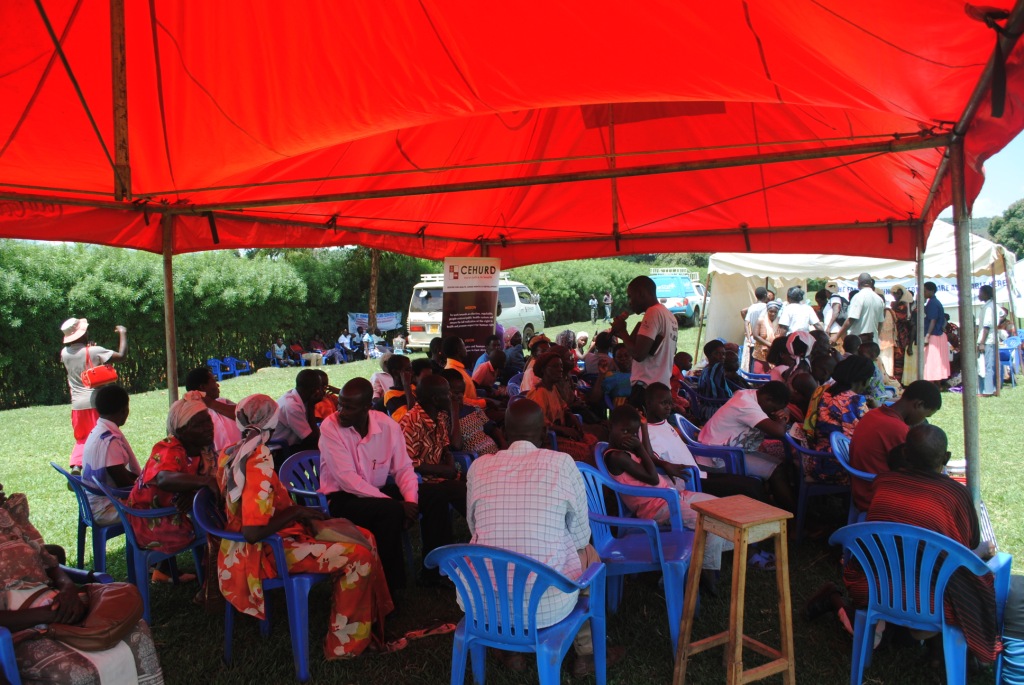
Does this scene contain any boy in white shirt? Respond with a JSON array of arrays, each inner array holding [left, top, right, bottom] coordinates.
[[81, 384, 141, 524]]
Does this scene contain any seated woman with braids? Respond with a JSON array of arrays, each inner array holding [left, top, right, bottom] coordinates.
[[217, 395, 393, 659], [526, 350, 598, 464], [802, 355, 876, 484]]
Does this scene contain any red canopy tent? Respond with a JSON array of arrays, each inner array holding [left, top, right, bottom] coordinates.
[[1, 1, 1023, 498]]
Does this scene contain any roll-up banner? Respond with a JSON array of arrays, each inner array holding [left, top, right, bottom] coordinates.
[[442, 258, 500, 361]]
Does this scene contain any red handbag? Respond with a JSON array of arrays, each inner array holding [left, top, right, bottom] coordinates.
[[80, 344, 118, 388]]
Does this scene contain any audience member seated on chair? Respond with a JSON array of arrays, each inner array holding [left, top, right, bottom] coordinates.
[[518, 334, 552, 394], [809, 425, 1001, 669], [272, 337, 295, 366], [465, 398, 621, 677], [603, 405, 732, 586], [392, 330, 407, 355], [126, 397, 217, 581], [216, 394, 393, 659], [583, 332, 614, 376], [370, 352, 395, 410], [697, 340, 731, 399], [185, 366, 241, 452], [587, 344, 633, 409], [318, 378, 420, 595], [313, 334, 343, 364], [428, 336, 445, 374], [0, 484, 164, 684], [443, 336, 493, 411], [383, 355, 425, 422], [501, 327, 526, 379], [698, 381, 796, 511], [799, 355, 876, 485], [288, 339, 305, 364], [337, 329, 355, 360], [275, 369, 325, 467], [848, 381, 942, 513], [856, 342, 892, 406], [471, 349, 507, 398], [785, 372, 819, 426], [472, 335, 503, 374], [528, 351, 598, 464], [313, 369, 340, 422], [81, 384, 140, 525], [397, 375, 468, 587], [643, 383, 764, 500], [442, 369, 504, 456]]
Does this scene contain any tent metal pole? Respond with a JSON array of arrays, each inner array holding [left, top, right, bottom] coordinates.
[[1003, 251, 1019, 327], [915, 224, 925, 380], [950, 140, 980, 503], [162, 215, 178, 406], [184, 134, 951, 213], [693, 272, 711, 362], [110, 0, 130, 201], [993, 263, 1002, 395]]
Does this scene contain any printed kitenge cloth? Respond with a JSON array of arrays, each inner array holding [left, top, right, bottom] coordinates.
[[216, 446, 393, 658]]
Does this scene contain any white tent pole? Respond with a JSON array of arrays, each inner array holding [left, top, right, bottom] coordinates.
[[1004, 251, 1019, 327], [916, 224, 926, 380], [950, 140, 980, 503], [993, 263, 1001, 396], [162, 215, 179, 406]]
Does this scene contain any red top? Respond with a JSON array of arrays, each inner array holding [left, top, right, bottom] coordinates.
[[848, 405, 909, 512]]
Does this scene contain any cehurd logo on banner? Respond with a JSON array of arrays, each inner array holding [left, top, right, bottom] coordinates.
[[449, 265, 458, 280]]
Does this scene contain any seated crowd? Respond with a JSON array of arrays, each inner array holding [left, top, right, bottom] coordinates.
[[10, 274, 1007, 683]]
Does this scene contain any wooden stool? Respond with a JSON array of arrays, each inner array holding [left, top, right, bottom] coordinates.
[[672, 495, 795, 684]]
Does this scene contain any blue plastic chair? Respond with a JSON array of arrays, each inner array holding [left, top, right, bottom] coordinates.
[[207, 357, 234, 381], [223, 356, 252, 376], [279, 450, 329, 512], [50, 462, 127, 573], [266, 350, 282, 367], [780, 434, 851, 542], [0, 567, 114, 685], [594, 441, 700, 494], [425, 544, 607, 685], [507, 372, 524, 397], [1006, 336, 1022, 375], [829, 522, 1012, 685], [670, 414, 749, 477], [829, 432, 876, 525], [1000, 346, 1018, 388], [192, 489, 329, 683], [92, 479, 206, 623], [738, 370, 771, 386], [576, 463, 693, 656]]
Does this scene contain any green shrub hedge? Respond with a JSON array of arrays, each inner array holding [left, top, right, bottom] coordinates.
[[0, 242, 706, 409]]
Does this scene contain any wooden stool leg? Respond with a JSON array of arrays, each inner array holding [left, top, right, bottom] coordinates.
[[773, 525, 796, 684], [727, 527, 750, 685], [672, 516, 708, 685]]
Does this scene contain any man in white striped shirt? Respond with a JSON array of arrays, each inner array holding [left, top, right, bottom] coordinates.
[[466, 399, 615, 676]]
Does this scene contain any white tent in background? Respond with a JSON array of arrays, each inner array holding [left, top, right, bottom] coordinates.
[[704, 220, 1017, 345]]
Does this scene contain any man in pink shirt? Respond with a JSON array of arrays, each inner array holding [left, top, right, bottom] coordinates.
[[319, 377, 420, 593]]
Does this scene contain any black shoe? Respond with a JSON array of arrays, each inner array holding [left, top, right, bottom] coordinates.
[[804, 582, 840, 621]]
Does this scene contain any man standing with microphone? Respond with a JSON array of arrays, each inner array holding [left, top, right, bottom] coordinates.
[[609, 276, 678, 409]]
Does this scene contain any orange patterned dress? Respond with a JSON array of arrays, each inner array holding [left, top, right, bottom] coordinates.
[[216, 446, 393, 658]]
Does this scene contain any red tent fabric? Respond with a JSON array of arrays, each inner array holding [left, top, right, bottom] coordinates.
[[1, 1, 1022, 266]]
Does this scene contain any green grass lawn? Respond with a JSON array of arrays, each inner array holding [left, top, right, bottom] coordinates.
[[3, 323, 1020, 684]]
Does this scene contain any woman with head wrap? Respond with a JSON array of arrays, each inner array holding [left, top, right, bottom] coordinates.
[[880, 284, 914, 382], [751, 301, 781, 373], [126, 396, 217, 572], [501, 326, 525, 380], [806, 355, 876, 482], [527, 351, 599, 464], [216, 395, 393, 659]]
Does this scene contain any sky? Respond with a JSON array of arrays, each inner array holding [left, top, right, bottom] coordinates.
[[938, 129, 1024, 219]]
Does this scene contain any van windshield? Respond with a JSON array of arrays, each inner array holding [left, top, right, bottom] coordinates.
[[410, 287, 443, 313], [652, 276, 695, 298]]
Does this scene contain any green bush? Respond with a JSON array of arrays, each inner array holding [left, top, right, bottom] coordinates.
[[0, 242, 437, 410]]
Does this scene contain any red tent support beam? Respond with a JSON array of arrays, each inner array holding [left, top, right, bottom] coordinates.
[[110, 0, 131, 201], [181, 133, 951, 213]]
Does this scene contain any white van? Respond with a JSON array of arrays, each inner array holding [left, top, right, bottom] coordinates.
[[406, 273, 546, 351]]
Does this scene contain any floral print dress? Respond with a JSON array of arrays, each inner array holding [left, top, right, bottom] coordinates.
[[216, 446, 392, 659], [808, 389, 869, 483], [126, 436, 213, 553]]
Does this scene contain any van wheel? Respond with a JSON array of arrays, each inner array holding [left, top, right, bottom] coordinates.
[[692, 307, 701, 325], [523, 324, 535, 340]]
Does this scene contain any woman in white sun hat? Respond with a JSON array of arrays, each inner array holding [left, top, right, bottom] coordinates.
[[59, 317, 128, 474]]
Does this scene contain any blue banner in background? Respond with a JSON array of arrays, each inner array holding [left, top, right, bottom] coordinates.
[[347, 312, 402, 332]]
